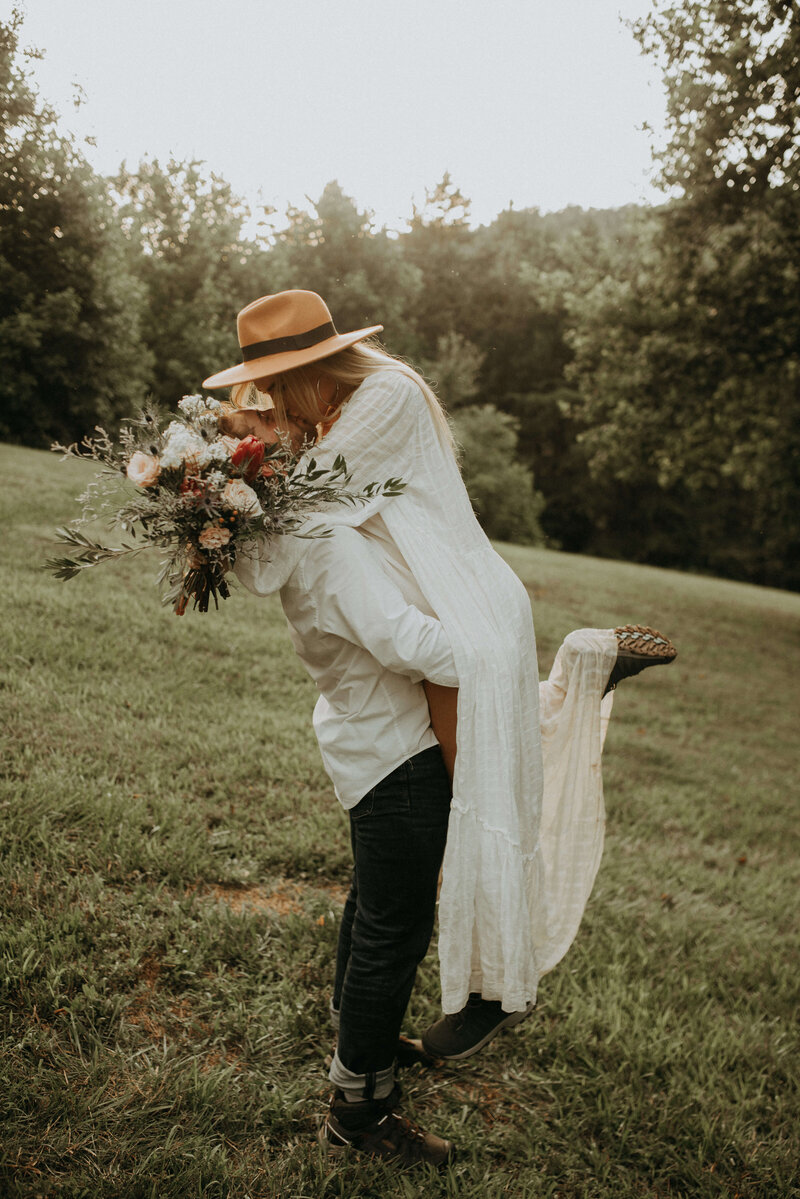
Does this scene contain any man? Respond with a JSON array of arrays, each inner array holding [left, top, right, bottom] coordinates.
[[235, 507, 459, 1168]]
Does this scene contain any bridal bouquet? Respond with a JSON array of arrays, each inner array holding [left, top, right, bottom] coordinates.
[[47, 394, 402, 614]]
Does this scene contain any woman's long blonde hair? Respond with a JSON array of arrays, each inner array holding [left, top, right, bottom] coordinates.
[[228, 340, 457, 457]]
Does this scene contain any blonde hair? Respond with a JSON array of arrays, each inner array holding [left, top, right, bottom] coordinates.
[[229, 340, 457, 457]]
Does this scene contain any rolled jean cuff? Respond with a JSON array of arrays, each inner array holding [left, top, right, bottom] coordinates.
[[329, 1049, 394, 1101]]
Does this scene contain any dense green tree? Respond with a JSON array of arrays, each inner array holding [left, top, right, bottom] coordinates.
[[451, 405, 545, 546], [462, 207, 571, 401], [400, 174, 476, 357], [266, 181, 423, 359], [420, 330, 483, 410], [463, 206, 646, 553], [634, 0, 799, 204], [501, 388, 597, 552], [567, 0, 800, 586], [0, 9, 151, 445], [112, 158, 262, 406]]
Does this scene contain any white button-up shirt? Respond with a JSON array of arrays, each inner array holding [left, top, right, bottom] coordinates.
[[269, 525, 458, 808]]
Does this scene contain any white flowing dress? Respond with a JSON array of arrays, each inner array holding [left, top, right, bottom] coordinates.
[[235, 369, 617, 1014]]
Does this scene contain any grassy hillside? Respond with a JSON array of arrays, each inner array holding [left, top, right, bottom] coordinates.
[[2, 442, 798, 1198]]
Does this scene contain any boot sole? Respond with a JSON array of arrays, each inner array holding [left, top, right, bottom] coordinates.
[[421, 1002, 535, 1061], [614, 624, 677, 661], [604, 625, 677, 696]]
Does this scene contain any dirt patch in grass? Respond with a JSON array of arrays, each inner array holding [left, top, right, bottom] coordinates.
[[200, 1047, 243, 1073], [207, 876, 348, 916], [126, 963, 221, 1055], [125, 1005, 167, 1039], [209, 880, 305, 915], [138, 952, 163, 989], [126, 951, 168, 1037]]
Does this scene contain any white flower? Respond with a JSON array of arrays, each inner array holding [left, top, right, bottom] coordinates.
[[205, 469, 228, 493], [159, 422, 208, 470], [222, 480, 262, 516], [126, 451, 160, 487], [178, 395, 206, 419], [179, 393, 223, 419], [205, 440, 230, 466], [196, 412, 220, 437]]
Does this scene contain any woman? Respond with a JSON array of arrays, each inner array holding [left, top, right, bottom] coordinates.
[[203, 290, 676, 1162]]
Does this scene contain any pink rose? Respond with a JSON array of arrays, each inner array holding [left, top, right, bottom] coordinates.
[[126, 451, 160, 487], [198, 524, 232, 550], [222, 480, 261, 515]]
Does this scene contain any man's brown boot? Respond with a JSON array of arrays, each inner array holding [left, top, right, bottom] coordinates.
[[319, 1085, 454, 1168]]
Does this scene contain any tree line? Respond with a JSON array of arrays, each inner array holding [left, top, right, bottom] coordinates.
[[2, 3, 798, 588]]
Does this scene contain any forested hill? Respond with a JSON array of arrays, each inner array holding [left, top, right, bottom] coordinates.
[[2, 4, 798, 590]]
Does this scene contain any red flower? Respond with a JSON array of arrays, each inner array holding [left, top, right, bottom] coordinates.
[[231, 435, 265, 482]]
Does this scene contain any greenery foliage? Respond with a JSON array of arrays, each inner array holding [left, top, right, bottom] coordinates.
[[452, 405, 545, 546], [265, 180, 425, 362], [566, 1, 800, 589], [1, 4, 799, 587], [0, 9, 152, 447], [111, 158, 258, 410]]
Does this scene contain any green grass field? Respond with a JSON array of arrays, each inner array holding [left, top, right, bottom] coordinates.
[[2, 442, 799, 1199]]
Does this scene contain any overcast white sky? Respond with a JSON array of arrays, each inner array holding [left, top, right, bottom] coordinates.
[[6, 0, 669, 230]]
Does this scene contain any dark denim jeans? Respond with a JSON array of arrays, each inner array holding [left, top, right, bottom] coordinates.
[[333, 744, 452, 1076]]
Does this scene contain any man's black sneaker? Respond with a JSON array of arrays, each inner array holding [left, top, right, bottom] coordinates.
[[603, 625, 677, 696], [319, 1085, 454, 1167], [396, 1035, 442, 1068], [421, 993, 535, 1061]]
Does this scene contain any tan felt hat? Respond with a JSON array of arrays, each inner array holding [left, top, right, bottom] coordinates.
[[202, 290, 383, 389]]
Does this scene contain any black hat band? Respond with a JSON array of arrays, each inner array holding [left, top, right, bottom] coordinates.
[[241, 321, 338, 363]]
